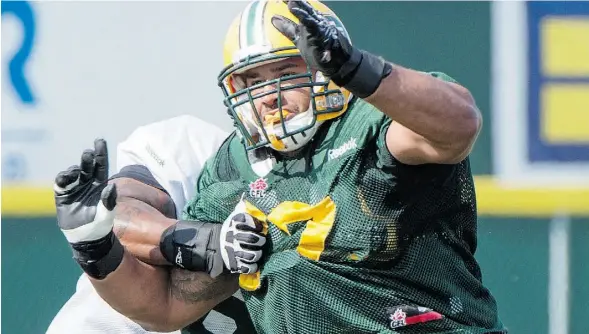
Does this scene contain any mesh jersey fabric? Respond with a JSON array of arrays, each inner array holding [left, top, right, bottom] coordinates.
[[184, 73, 505, 334]]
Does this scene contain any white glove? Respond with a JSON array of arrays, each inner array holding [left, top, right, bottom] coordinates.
[[220, 199, 267, 274]]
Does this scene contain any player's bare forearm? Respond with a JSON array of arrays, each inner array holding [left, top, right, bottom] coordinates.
[[90, 250, 239, 332], [169, 268, 239, 308], [108, 177, 176, 265], [365, 65, 482, 163], [54, 141, 251, 332], [111, 177, 177, 218], [89, 178, 242, 331]]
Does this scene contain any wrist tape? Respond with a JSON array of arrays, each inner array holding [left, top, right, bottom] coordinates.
[[70, 231, 124, 280], [332, 50, 393, 99]]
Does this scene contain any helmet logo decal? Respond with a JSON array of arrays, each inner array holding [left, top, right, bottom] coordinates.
[[317, 93, 345, 110]]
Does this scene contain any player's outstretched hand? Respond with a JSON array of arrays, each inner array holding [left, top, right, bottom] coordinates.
[[271, 0, 391, 98], [54, 138, 117, 244], [221, 205, 267, 275], [271, 0, 358, 82]]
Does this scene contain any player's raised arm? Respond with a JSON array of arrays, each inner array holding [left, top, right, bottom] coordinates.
[[273, 0, 482, 165], [365, 68, 481, 165], [53, 139, 265, 331]]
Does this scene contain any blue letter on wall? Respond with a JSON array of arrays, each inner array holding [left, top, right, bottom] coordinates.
[[2, 0, 36, 105]]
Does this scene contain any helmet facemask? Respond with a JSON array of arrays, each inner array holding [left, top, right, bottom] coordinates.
[[219, 49, 348, 152], [219, 0, 353, 152]]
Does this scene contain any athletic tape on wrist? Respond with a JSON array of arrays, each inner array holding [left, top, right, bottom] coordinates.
[[70, 231, 124, 280]]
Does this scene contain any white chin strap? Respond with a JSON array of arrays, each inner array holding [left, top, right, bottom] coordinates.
[[271, 124, 322, 152], [237, 102, 322, 152], [265, 111, 323, 152]]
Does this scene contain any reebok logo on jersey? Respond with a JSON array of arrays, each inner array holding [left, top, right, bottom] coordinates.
[[145, 144, 164, 167], [328, 138, 357, 160]]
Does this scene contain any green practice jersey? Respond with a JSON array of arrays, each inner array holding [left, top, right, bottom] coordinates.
[[184, 73, 505, 334]]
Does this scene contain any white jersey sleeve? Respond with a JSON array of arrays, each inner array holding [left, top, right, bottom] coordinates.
[[114, 116, 252, 334], [115, 115, 229, 217], [46, 116, 243, 334], [46, 274, 179, 334]]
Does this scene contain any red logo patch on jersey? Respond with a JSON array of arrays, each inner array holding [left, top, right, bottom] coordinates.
[[249, 178, 268, 198], [387, 305, 443, 329]]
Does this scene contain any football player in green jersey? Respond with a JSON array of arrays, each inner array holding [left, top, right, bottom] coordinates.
[[53, 0, 506, 333], [185, 0, 506, 333]]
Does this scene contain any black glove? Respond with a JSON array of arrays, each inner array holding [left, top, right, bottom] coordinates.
[[160, 220, 226, 278], [271, 0, 392, 98], [160, 206, 267, 278], [54, 138, 123, 279]]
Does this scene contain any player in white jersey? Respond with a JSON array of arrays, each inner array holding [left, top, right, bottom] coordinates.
[[47, 115, 257, 334]]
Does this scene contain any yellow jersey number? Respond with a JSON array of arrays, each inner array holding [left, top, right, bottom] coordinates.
[[239, 197, 336, 290]]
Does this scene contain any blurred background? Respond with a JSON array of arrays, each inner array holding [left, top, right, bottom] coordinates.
[[2, 1, 588, 333]]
